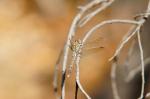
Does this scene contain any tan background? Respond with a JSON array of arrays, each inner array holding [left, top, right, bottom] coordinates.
[[0, 0, 148, 99]]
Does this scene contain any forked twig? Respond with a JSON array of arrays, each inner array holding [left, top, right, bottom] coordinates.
[[53, 0, 150, 99], [109, 0, 150, 98], [79, 0, 114, 27], [53, 0, 115, 99], [75, 55, 91, 99], [53, 49, 64, 99], [109, 25, 140, 61], [82, 19, 139, 43]]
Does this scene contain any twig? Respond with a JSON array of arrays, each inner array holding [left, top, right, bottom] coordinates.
[[111, 57, 120, 99], [137, 30, 145, 99], [53, 49, 64, 99], [109, 25, 140, 61], [59, 0, 115, 98], [109, 15, 150, 99], [79, 0, 114, 27], [146, 0, 150, 14], [75, 55, 91, 99], [54, 0, 150, 99], [109, 0, 150, 61], [82, 19, 139, 44]]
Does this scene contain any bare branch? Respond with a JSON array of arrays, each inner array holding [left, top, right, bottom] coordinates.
[[53, 49, 64, 99], [60, 1, 112, 98], [79, 0, 114, 27], [54, 0, 150, 99], [59, 0, 116, 98], [75, 56, 91, 99], [82, 19, 139, 44], [109, 26, 140, 61], [137, 30, 145, 99], [111, 57, 121, 99], [146, 0, 150, 14]]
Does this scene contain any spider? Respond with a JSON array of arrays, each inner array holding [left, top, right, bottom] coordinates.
[[68, 38, 104, 77], [68, 39, 83, 77]]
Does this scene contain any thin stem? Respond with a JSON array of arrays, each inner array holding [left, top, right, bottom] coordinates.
[[53, 49, 64, 99], [82, 19, 139, 44], [75, 56, 91, 99], [137, 30, 145, 99], [60, 1, 109, 98], [79, 0, 114, 27], [111, 57, 120, 99], [109, 26, 140, 61]]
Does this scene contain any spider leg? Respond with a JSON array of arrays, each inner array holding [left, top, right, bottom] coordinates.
[[67, 52, 77, 77], [67, 60, 74, 78]]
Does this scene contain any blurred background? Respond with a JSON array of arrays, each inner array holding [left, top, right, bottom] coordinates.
[[0, 0, 149, 99]]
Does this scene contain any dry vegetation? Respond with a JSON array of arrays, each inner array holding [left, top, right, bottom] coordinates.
[[0, 0, 150, 99], [54, 0, 150, 99]]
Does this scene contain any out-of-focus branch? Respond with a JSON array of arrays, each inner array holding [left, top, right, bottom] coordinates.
[[125, 58, 150, 82], [109, 0, 150, 98], [111, 57, 120, 99], [53, 49, 64, 99]]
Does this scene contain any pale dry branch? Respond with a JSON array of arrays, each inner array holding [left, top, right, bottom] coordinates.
[[82, 19, 139, 44], [79, 0, 114, 27], [53, 49, 64, 99], [137, 30, 145, 99], [55, 0, 115, 99], [109, 25, 140, 61], [75, 55, 91, 99], [125, 58, 150, 82], [109, 21, 147, 99], [54, 0, 150, 99], [108, 1, 150, 97], [110, 0, 150, 61], [111, 57, 121, 99], [146, 0, 150, 14], [59, 0, 113, 98]]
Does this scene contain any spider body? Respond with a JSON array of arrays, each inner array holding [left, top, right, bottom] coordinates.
[[70, 40, 83, 54], [67, 40, 83, 77]]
